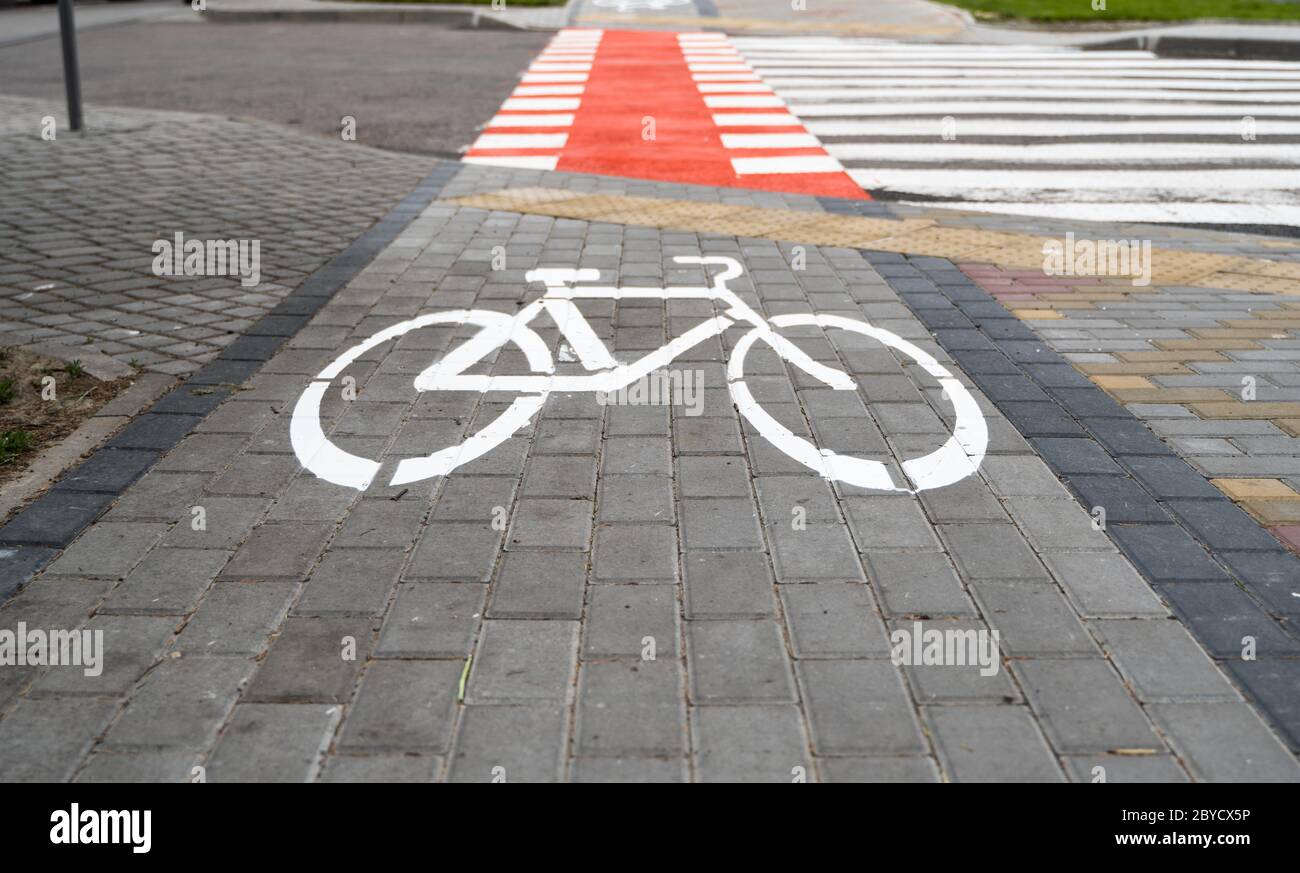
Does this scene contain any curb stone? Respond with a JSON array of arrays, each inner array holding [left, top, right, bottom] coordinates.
[[863, 247, 1300, 754], [0, 160, 464, 603]]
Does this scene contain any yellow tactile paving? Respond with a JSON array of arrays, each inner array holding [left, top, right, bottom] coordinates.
[[1211, 478, 1300, 500], [1190, 401, 1300, 420], [1011, 309, 1063, 320], [445, 189, 1300, 301], [1115, 351, 1229, 364], [1089, 375, 1156, 390], [1108, 388, 1235, 404], [1241, 500, 1300, 524], [1079, 362, 1191, 376]]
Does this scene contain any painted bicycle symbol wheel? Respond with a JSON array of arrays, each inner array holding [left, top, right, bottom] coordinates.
[[290, 258, 987, 493]]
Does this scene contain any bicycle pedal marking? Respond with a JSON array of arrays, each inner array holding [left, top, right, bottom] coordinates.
[[290, 256, 988, 493]]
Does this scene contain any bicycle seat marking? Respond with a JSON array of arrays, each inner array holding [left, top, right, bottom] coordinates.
[[290, 257, 988, 493]]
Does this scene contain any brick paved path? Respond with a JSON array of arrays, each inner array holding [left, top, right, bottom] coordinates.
[[0, 96, 434, 377], [2, 156, 1297, 781]]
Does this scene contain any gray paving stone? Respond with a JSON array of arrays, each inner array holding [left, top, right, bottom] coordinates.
[[220, 522, 332, 580], [863, 550, 975, 617], [1226, 658, 1300, 750], [174, 580, 297, 656], [447, 703, 568, 783], [376, 582, 485, 658], [599, 474, 674, 522], [592, 523, 677, 581], [1063, 476, 1169, 526], [897, 623, 1020, 704], [521, 455, 598, 499], [207, 452, 299, 498], [1013, 659, 1163, 754], [818, 756, 941, 783], [692, 705, 811, 783], [687, 620, 796, 703], [295, 548, 406, 617], [75, 751, 201, 783], [917, 476, 1008, 523], [683, 551, 776, 619], [677, 455, 750, 497], [1062, 754, 1190, 783], [207, 703, 340, 782], [1004, 495, 1115, 552], [797, 660, 926, 755], [570, 756, 687, 783], [31, 613, 176, 696], [466, 619, 578, 703], [333, 497, 426, 550], [843, 496, 940, 550], [43, 522, 168, 579], [925, 705, 1064, 782], [407, 522, 503, 582], [507, 498, 593, 550], [102, 657, 254, 753], [339, 660, 462, 753], [162, 496, 271, 549], [1155, 581, 1300, 658], [319, 754, 440, 783], [938, 523, 1048, 580], [1030, 437, 1124, 476], [489, 551, 585, 619], [979, 454, 1071, 499], [779, 582, 890, 658], [431, 476, 516, 522], [1149, 702, 1300, 782], [99, 547, 230, 615], [1093, 619, 1239, 702], [584, 583, 678, 658], [681, 498, 763, 549], [767, 523, 865, 581], [102, 471, 209, 522], [1041, 551, 1168, 618], [0, 697, 118, 782], [603, 436, 671, 476], [969, 580, 1097, 657], [576, 659, 685, 756], [246, 617, 370, 703]]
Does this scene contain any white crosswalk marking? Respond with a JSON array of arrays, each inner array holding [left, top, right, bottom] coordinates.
[[730, 36, 1300, 227]]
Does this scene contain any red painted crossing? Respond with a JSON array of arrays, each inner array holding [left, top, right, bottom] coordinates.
[[466, 28, 868, 199]]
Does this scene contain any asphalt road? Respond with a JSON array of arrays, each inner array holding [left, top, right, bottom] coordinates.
[[0, 17, 549, 158]]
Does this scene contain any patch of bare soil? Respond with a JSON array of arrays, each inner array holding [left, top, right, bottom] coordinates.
[[0, 347, 133, 490]]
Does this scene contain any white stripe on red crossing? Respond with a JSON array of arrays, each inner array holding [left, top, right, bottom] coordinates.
[[464, 29, 866, 199]]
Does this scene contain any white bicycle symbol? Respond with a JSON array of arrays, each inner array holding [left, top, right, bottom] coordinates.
[[290, 257, 987, 493]]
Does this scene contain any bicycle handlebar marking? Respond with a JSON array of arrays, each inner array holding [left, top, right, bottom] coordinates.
[[290, 256, 988, 493]]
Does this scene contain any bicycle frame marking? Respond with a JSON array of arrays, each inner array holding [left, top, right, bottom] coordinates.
[[290, 257, 988, 493]]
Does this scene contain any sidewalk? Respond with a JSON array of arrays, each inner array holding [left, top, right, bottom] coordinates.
[[1, 112, 1297, 779]]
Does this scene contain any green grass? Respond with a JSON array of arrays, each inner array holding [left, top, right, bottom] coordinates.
[[64, 359, 85, 378], [936, 0, 1300, 22], [0, 379, 13, 406], [0, 430, 33, 464]]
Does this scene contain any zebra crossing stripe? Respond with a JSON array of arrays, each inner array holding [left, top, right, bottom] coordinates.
[[826, 142, 1300, 164], [729, 34, 1300, 225], [464, 29, 602, 170]]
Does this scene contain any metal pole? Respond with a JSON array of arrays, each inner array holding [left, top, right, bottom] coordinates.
[[57, 0, 83, 132]]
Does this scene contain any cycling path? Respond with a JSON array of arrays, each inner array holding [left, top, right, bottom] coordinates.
[[3, 146, 1300, 782]]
